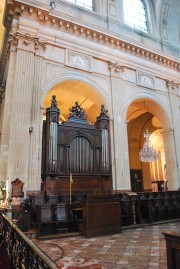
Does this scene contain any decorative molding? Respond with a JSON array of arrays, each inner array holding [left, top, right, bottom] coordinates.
[[108, 61, 124, 73], [8, 31, 47, 52], [5, 0, 180, 72], [166, 80, 179, 90], [137, 71, 155, 90], [65, 49, 93, 72]]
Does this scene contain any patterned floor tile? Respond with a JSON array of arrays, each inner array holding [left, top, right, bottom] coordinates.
[[32, 221, 180, 269]]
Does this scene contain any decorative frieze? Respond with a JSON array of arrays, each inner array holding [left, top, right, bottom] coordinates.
[[65, 49, 93, 72], [137, 71, 155, 90]]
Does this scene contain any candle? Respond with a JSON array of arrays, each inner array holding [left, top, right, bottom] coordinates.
[[70, 173, 73, 204]]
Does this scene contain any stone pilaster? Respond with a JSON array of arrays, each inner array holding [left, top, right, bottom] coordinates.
[[166, 80, 180, 187], [6, 49, 35, 194], [0, 47, 17, 185], [162, 129, 179, 190], [27, 56, 44, 191], [108, 61, 131, 191]]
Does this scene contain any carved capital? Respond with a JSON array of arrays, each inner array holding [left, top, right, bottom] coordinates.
[[166, 80, 179, 90], [108, 61, 124, 72], [8, 31, 47, 52]]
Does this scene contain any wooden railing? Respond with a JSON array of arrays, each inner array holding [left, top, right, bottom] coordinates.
[[0, 212, 57, 269]]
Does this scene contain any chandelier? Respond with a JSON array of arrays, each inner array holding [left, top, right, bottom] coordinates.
[[139, 129, 158, 162]]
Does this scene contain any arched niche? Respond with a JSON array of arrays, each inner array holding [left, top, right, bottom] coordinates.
[[126, 97, 178, 192]]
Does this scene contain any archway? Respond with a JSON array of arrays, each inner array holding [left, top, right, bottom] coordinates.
[[127, 97, 176, 192], [43, 79, 107, 124], [41, 79, 112, 196]]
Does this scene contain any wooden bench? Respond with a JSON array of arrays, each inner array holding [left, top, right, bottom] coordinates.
[[162, 230, 180, 269]]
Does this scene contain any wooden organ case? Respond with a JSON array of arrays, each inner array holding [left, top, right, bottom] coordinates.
[[41, 97, 112, 197]]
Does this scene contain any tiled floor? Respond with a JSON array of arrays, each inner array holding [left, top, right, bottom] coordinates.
[[32, 221, 180, 269]]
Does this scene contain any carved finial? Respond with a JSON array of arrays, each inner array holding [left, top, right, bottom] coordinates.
[[69, 102, 86, 119], [100, 104, 108, 116], [51, 95, 57, 108]]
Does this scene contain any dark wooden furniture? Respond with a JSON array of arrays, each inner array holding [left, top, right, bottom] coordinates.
[[36, 204, 56, 235], [56, 203, 71, 233], [33, 192, 46, 205], [130, 170, 142, 192], [48, 195, 60, 205], [82, 194, 121, 237], [41, 99, 111, 197], [163, 231, 180, 269], [71, 203, 83, 232], [138, 191, 180, 224]]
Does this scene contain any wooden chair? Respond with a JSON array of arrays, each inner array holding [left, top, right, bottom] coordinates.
[[55, 203, 72, 233], [47, 195, 60, 205], [36, 204, 56, 235]]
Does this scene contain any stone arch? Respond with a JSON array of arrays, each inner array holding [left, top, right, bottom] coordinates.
[[124, 92, 172, 131], [125, 93, 178, 191], [41, 73, 110, 111]]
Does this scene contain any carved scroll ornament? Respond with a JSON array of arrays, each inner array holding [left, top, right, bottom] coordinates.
[[8, 31, 47, 51]]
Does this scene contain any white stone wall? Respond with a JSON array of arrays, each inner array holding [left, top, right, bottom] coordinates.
[[0, 1, 180, 193]]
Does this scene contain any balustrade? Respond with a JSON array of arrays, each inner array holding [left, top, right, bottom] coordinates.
[[0, 213, 56, 269]]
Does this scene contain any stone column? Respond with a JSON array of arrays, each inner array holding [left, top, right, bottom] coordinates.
[[162, 128, 179, 190], [108, 61, 131, 191], [7, 48, 35, 195], [27, 56, 44, 191], [166, 80, 180, 188]]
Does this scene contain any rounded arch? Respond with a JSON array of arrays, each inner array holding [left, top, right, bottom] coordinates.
[[124, 92, 172, 131], [41, 72, 110, 109], [126, 92, 178, 191], [68, 133, 95, 146], [41, 73, 111, 125]]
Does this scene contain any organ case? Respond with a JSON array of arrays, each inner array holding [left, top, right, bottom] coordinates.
[[41, 98, 112, 196]]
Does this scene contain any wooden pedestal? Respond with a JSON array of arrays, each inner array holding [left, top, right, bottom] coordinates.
[[82, 194, 121, 237]]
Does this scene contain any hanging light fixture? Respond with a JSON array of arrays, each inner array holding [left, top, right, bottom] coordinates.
[[139, 129, 158, 162]]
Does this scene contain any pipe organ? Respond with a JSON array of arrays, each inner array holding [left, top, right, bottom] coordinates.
[[41, 97, 111, 196]]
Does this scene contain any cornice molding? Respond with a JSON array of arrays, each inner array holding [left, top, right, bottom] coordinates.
[[5, 0, 180, 73]]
